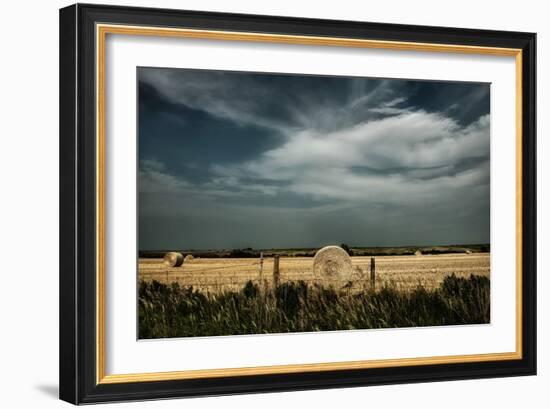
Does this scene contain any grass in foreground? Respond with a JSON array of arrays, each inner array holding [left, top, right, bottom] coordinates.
[[138, 274, 490, 339]]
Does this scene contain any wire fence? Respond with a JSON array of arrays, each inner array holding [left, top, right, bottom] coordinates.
[[139, 255, 379, 293]]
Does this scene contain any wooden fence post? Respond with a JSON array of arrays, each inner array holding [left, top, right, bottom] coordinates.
[[273, 255, 280, 287], [370, 257, 376, 290], [259, 251, 264, 281]]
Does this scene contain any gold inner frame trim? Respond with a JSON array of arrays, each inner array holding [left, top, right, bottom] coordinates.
[[95, 23, 523, 385]]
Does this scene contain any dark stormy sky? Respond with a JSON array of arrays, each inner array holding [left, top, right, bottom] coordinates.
[[138, 67, 490, 251]]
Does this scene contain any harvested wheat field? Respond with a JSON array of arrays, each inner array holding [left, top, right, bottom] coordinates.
[[138, 253, 490, 293]]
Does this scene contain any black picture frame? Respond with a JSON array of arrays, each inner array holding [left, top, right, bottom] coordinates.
[[60, 3, 536, 404]]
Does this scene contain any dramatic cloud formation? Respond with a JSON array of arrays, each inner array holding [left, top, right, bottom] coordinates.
[[138, 67, 490, 250]]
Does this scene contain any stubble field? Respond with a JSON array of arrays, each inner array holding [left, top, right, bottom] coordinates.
[[138, 253, 490, 293]]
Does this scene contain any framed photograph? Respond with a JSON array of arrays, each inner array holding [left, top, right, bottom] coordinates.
[[59, 3, 536, 404]]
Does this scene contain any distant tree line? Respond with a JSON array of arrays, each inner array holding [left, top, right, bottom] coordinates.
[[139, 244, 490, 259]]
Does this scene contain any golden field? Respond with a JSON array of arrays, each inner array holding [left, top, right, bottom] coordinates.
[[138, 253, 490, 293]]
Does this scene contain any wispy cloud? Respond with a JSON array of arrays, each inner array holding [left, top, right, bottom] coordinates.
[[205, 111, 489, 203], [139, 159, 191, 194]]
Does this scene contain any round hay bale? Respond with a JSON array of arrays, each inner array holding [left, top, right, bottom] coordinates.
[[415, 250, 423, 256], [313, 246, 354, 284], [184, 254, 194, 262], [163, 252, 184, 267]]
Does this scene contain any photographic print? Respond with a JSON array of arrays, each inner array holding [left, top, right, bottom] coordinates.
[[137, 67, 491, 339]]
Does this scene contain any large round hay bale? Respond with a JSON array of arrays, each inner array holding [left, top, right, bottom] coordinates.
[[415, 250, 423, 256], [312, 246, 354, 284], [163, 252, 184, 267]]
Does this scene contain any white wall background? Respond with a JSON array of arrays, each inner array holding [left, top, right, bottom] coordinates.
[[0, 0, 546, 407]]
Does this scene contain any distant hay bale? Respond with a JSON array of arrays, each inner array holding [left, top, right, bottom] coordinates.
[[415, 250, 423, 256], [184, 254, 194, 262], [313, 246, 354, 285], [163, 252, 184, 267], [465, 250, 472, 254]]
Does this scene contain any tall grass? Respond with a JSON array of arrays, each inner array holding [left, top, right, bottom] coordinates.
[[138, 274, 490, 339]]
